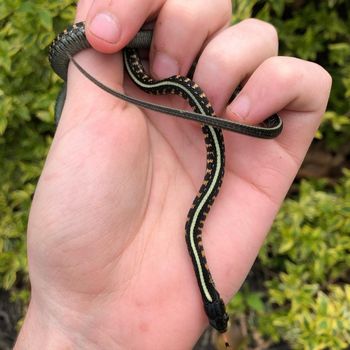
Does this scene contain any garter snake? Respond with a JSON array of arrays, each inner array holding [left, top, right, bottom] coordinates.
[[49, 21, 283, 344]]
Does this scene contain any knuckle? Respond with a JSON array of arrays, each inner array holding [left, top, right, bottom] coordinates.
[[167, 0, 232, 29], [310, 62, 333, 96], [318, 65, 333, 89], [165, 1, 201, 27], [240, 18, 278, 44], [262, 57, 302, 88], [212, 0, 233, 29], [261, 58, 332, 110], [203, 45, 233, 74], [220, 0, 233, 24]]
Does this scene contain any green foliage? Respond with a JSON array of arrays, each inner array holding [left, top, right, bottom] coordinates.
[[264, 171, 350, 349], [0, 1, 349, 349], [0, 1, 76, 297], [229, 171, 350, 349]]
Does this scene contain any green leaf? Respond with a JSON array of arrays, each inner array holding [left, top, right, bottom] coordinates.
[[38, 9, 52, 30], [0, 116, 8, 135], [246, 293, 265, 313], [3, 270, 16, 290]]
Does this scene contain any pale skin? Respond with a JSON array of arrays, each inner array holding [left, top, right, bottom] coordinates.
[[15, 0, 332, 349]]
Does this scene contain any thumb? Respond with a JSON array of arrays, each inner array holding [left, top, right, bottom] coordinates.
[[84, 0, 165, 53]]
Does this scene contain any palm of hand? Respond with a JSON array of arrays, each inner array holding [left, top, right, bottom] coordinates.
[[27, 50, 295, 348]]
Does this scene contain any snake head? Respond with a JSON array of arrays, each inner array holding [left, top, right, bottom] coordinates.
[[204, 298, 229, 333]]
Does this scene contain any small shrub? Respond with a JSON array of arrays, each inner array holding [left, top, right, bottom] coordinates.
[[0, 0, 76, 298], [229, 170, 350, 349]]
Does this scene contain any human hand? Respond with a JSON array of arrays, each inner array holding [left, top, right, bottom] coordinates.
[[16, 0, 331, 349]]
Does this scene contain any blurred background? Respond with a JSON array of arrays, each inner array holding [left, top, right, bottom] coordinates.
[[0, 1, 349, 349]]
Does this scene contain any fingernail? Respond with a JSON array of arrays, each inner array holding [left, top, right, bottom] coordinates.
[[152, 52, 180, 79], [89, 12, 121, 43], [228, 93, 251, 120]]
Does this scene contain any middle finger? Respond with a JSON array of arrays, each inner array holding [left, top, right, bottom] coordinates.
[[150, 0, 232, 79], [194, 18, 279, 114]]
